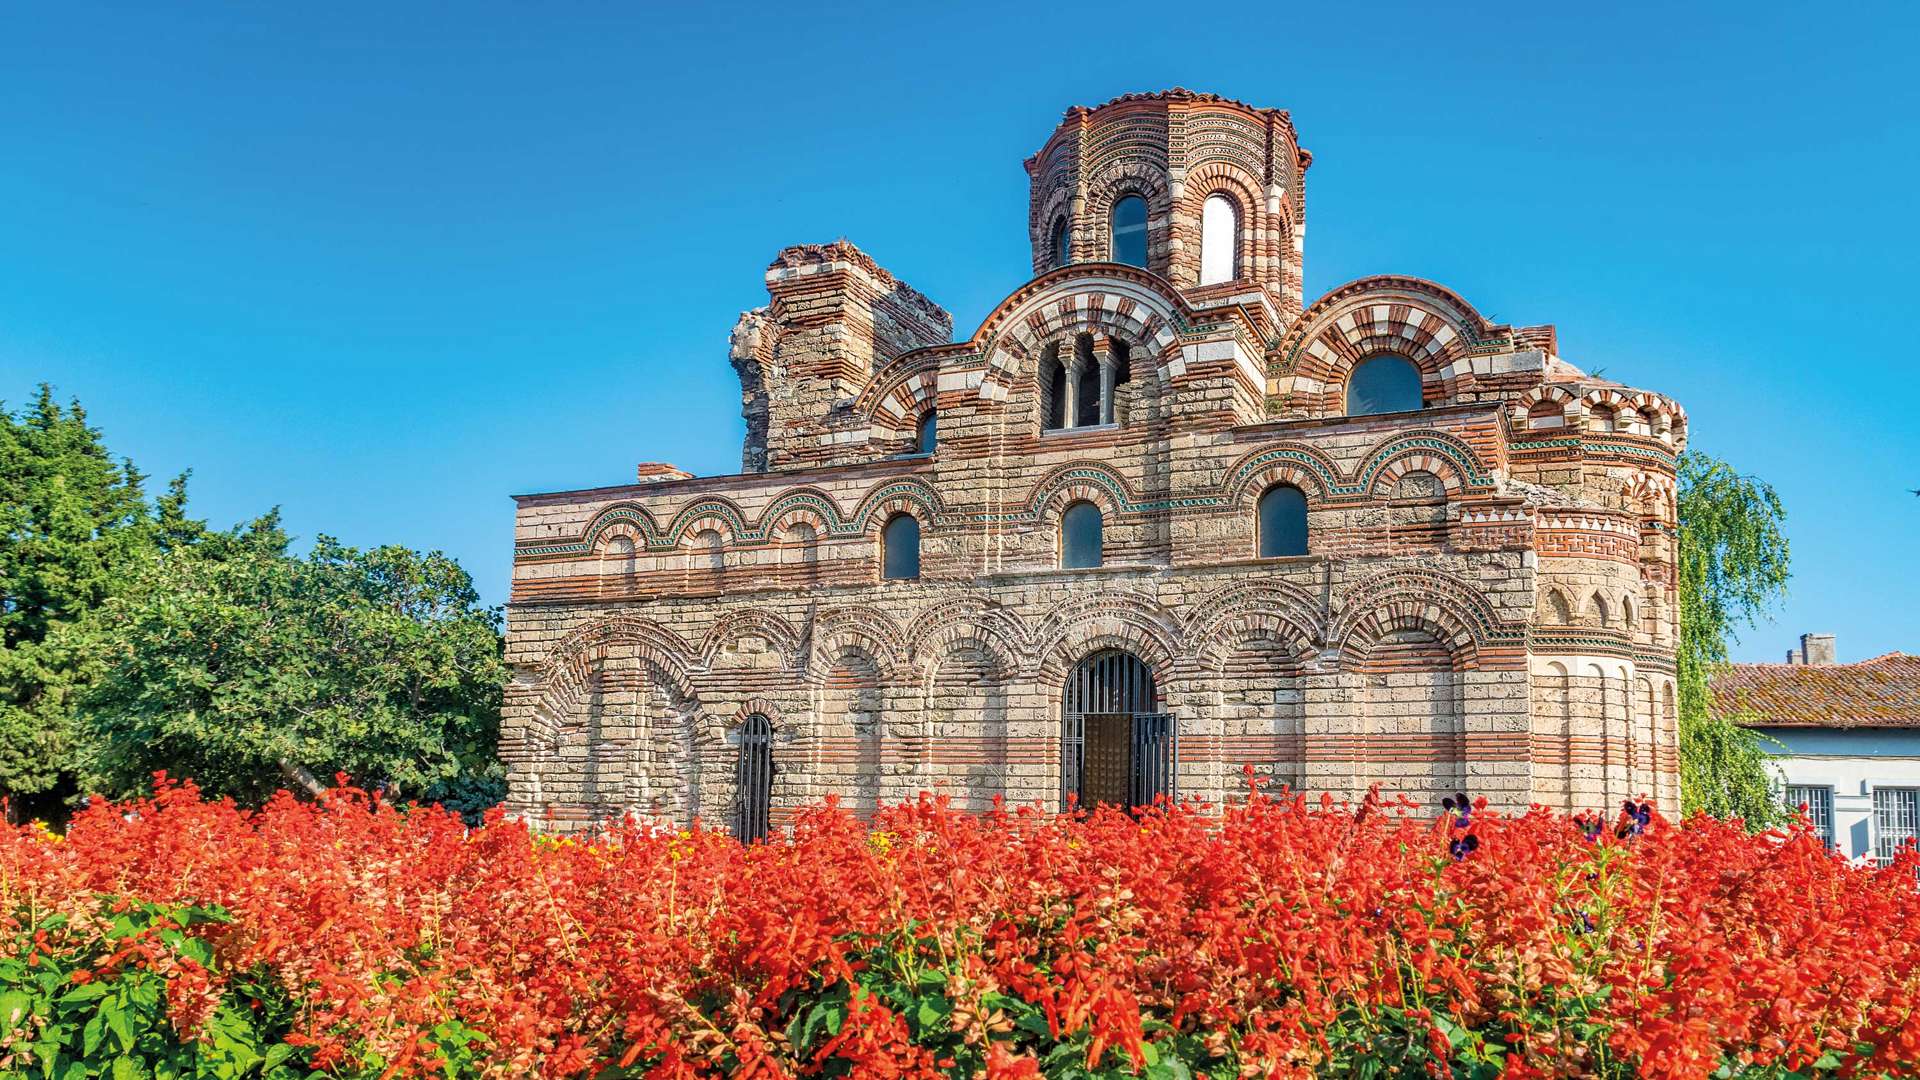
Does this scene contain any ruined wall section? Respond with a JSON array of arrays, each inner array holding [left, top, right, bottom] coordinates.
[[729, 241, 953, 474]]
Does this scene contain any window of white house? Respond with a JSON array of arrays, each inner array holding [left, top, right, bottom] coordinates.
[[1874, 787, 1919, 864], [881, 514, 921, 580], [915, 409, 937, 455], [1110, 195, 1148, 268], [1345, 355, 1423, 416], [1786, 784, 1835, 848], [1060, 501, 1103, 569], [1257, 484, 1308, 557], [1200, 194, 1237, 285]]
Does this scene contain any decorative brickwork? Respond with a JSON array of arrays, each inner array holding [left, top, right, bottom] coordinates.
[[503, 90, 1686, 830]]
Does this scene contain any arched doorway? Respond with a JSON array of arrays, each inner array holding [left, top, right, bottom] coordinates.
[[1061, 649, 1175, 810], [734, 714, 772, 842]]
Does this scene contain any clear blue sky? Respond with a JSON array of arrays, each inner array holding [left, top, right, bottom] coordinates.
[[2, 1, 1914, 663]]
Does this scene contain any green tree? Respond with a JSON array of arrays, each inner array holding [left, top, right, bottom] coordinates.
[[69, 534, 507, 813], [1675, 450, 1791, 825], [0, 386, 210, 818]]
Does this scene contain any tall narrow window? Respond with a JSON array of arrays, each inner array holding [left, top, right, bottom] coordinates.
[[1110, 195, 1148, 268], [1042, 343, 1068, 431], [1257, 484, 1308, 557], [915, 409, 937, 455], [1060, 501, 1103, 569], [1874, 787, 1919, 864], [734, 714, 773, 843], [1052, 216, 1071, 268], [1200, 194, 1238, 285], [882, 513, 921, 580], [1786, 785, 1834, 849], [1345, 355, 1423, 416], [1074, 334, 1100, 427]]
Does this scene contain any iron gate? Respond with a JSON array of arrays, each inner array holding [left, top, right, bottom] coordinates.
[[1129, 711, 1176, 809], [1061, 650, 1176, 810], [734, 714, 772, 842]]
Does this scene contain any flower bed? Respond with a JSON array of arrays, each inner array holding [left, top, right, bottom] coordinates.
[[3, 780, 1917, 1078]]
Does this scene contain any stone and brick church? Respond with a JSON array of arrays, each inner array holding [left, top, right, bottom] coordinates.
[[501, 89, 1686, 834]]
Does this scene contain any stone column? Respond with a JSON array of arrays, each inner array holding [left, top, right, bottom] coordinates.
[[1094, 335, 1117, 425], [1064, 353, 1085, 428]]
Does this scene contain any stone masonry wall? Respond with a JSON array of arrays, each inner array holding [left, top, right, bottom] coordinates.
[[502, 90, 1687, 832]]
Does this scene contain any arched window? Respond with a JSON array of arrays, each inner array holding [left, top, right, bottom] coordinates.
[[914, 409, 937, 455], [1623, 596, 1637, 629], [1345, 355, 1423, 416], [1591, 592, 1611, 627], [1200, 194, 1238, 285], [881, 513, 921, 580], [1073, 334, 1100, 427], [1052, 216, 1071, 268], [1256, 484, 1308, 557], [1110, 195, 1148, 268], [1041, 343, 1067, 430], [734, 714, 772, 843], [1060, 501, 1103, 569]]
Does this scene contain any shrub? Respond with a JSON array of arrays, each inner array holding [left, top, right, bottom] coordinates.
[[2, 780, 1917, 1078]]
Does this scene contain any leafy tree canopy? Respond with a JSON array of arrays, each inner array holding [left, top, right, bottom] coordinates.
[[2, 383, 507, 823], [68, 535, 507, 812], [0, 386, 215, 803], [1675, 450, 1792, 825]]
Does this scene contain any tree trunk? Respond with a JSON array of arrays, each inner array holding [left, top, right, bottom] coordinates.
[[277, 759, 330, 799]]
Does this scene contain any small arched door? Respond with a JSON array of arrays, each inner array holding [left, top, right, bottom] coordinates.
[[1060, 649, 1175, 810], [734, 714, 773, 842]]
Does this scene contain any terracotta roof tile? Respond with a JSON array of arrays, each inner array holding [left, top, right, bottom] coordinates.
[[1712, 653, 1920, 729]]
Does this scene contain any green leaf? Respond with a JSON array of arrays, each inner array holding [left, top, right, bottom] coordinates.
[[58, 980, 112, 1005], [83, 1011, 105, 1057], [0, 988, 31, 1026], [105, 997, 136, 1052]]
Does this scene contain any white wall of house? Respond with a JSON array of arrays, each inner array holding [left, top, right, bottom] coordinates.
[[1759, 727, 1920, 862]]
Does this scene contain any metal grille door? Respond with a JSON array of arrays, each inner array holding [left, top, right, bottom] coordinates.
[[734, 714, 772, 843], [1061, 650, 1170, 810], [1130, 712, 1176, 809]]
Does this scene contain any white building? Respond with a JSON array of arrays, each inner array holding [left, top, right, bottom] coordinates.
[[1715, 634, 1920, 862]]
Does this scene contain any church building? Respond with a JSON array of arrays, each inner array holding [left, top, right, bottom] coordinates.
[[501, 89, 1686, 834]]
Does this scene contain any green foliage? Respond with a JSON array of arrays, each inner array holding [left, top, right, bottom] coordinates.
[[1675, 450, 1792, 826], [68, 536, 507, 808], [0, 386, 217, 807], [0, 898, 306, 1079], [1, 382, 507, 820]]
